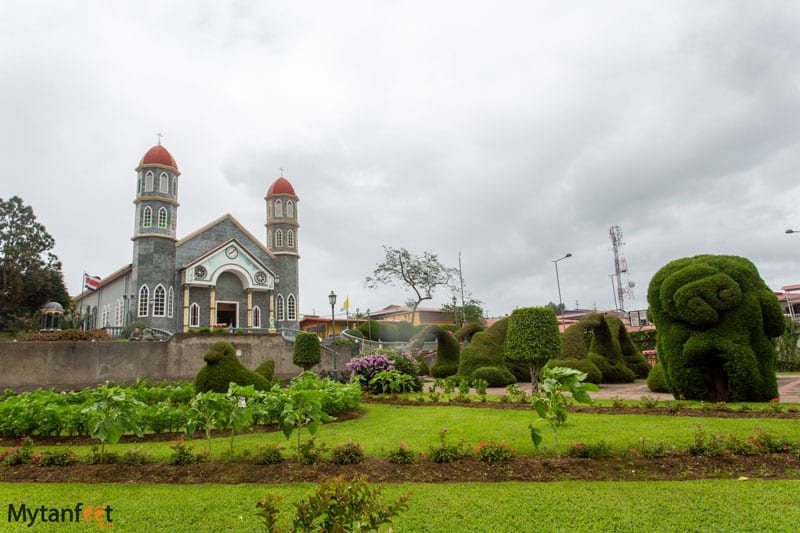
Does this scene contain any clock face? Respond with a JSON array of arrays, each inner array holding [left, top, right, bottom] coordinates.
[[194, 266, 207, 279], [254, 271, 267, 284], [225, 246, 238, 259]]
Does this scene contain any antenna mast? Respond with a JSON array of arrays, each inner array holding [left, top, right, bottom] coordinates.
[[609, 225, 634, 311]]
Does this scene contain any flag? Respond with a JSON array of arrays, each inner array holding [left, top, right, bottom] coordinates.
[[343, 296, 349, 311], [84, 273, 101, 291]]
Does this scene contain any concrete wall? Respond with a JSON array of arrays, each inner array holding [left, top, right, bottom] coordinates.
[[0, 334, 355, 392]]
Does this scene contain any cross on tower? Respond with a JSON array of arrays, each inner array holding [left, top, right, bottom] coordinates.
[[279, 167, 285, 177], [156, 131, 164, 145]]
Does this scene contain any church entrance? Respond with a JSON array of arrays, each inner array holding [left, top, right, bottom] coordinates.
[[216, 302, 238, 328]]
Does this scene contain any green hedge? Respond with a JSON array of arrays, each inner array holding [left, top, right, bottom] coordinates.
[[646, 363, 669, 393], [293, 332, 322, 371]]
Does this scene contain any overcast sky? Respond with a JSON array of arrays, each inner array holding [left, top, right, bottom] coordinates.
[[3, 1, 800, 319]]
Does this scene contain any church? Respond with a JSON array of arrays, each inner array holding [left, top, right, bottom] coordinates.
[[74, 143, 300, 334]]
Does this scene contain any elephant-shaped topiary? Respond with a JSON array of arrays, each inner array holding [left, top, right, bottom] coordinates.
[[195, 341, 271, 393], [647, 255, 784, 402]]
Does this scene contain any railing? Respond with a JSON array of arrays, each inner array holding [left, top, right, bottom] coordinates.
[[340, 329, 437, 354], [103, 326, 173, 341]]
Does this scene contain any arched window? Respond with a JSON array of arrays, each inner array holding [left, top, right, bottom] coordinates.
[[101, 305, 110, 327], [275, 199, 283, 218], [267, 202, 272, 219], [275, 229, 283, 247], [253, 306, 261, 328], [138, 285, 149, 317], [115, 298, 124, 326], [287, 230, 294, 248], [267, 230, 273, 248], [276, 295, 285, 321], [287, 200, 294, 218], [189, 303, 200, 327], [173, 177, 178, 197], [287, 294, 296, 321], [159, 172, 169, 193], [158, 207, 168, 228], [142, 206, 152, 228], [168, 287, 174, 318], [145, 171, 154, 191], [137, 176, 142, 194], [153, 285, 166, 317]]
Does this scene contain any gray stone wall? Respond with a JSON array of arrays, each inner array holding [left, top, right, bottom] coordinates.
[[0, 336, 353, 392]]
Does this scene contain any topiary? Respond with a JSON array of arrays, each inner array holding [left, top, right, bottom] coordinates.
[[293, 332, 322, 371], [424, 326, 461, 378], [255, 359, 276, 382], [505, 307, 560, 389], [544, 358, 602, 384], [646, 363, 669, 393], [588, 353, 635, 383], [195, 341, 271, 393], [470, 366, 515, 387], [453, 322, 485, 343], [605, 314, 651, 378], [647, 254, 784, 401], [457, 317, 510, 380]]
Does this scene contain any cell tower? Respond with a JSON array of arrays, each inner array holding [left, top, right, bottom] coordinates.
[[609, 225, 635, 311]]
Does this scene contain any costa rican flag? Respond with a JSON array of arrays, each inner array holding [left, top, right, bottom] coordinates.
[[84, 273, 101, 291]]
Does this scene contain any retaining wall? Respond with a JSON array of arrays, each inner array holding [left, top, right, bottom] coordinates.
[[0, 334, 353, 392]]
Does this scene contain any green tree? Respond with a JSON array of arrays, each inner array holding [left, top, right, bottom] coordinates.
[[293, 332, 322, 371], [365, 246, 454, 325], [504, 307, 561, 392], [1, 196, 69, 330], [441, 297, 486, 326]]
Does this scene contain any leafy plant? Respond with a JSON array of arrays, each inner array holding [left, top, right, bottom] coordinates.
[[254, 443, 284, 465], [295, 437, 326, 465], [256, 475, 411, 532], [279, 389, 334, 450], [329, 439, 365, 465], [369, 370, 418, 395], [386, 442, 416, 464], [474, 440, 515, 463], [530, 366, 599, 449], [81, 385, 144, 462], [427, 427, 468, 463]]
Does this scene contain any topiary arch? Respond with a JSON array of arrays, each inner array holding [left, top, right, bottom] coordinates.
[[647, 254, 784, 402]]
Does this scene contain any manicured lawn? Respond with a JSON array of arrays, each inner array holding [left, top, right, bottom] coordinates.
[[2, 480, 799, 531]]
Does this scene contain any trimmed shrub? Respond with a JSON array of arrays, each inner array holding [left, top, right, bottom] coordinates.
[[425, 326, 460, 378], [561, 321, 590, 359], [344, 328, 364, 339], [293, 332, 322, 371], [505, 307, 560, 388], [544, 358, 602, 384], [647, 254, 784, 401], [589, 353, 635, 383], [646, 363, 669, 393], [605, 314, 651, 378], [457, 317, 512, 381], [453, 322, 485, 343], [194, 341, 270, 393], [255, 359, 276, 382], [470, 366, 515, 387]]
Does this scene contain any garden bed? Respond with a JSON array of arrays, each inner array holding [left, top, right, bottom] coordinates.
[[1, 453, 798, 484]]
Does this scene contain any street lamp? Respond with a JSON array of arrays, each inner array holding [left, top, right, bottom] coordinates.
[[452, 296, 458, 326], [328, 291, 338, 380], [787, 229, 799, 234], [552, 253, 572, 328]]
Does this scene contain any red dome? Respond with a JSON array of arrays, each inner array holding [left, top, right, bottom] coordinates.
[[266, 177, 296, 197], [136, 145, 179, 174]]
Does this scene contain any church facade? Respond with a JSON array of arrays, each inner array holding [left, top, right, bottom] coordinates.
[[75, 143, 300, 334]]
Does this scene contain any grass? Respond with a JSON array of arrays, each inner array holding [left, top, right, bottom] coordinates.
[[25, 403, 800, 460], [2, 480, 799, 531]]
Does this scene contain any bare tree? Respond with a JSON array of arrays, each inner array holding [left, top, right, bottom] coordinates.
[[365, 246, 454, 325]]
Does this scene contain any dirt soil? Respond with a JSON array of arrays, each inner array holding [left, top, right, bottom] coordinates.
[[2, 403, 798, 484]]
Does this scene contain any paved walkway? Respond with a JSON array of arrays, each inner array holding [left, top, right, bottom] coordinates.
[[486, 374, 800, 403]]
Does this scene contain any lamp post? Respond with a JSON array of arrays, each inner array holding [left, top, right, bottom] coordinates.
[[452, 296, 458, 326], [552, 253, 572, 328], [328, 290, 338, 380]]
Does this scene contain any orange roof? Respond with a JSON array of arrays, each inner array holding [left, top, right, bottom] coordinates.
[[266, 177, 296, 197], [136, 144, 179, 173]]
